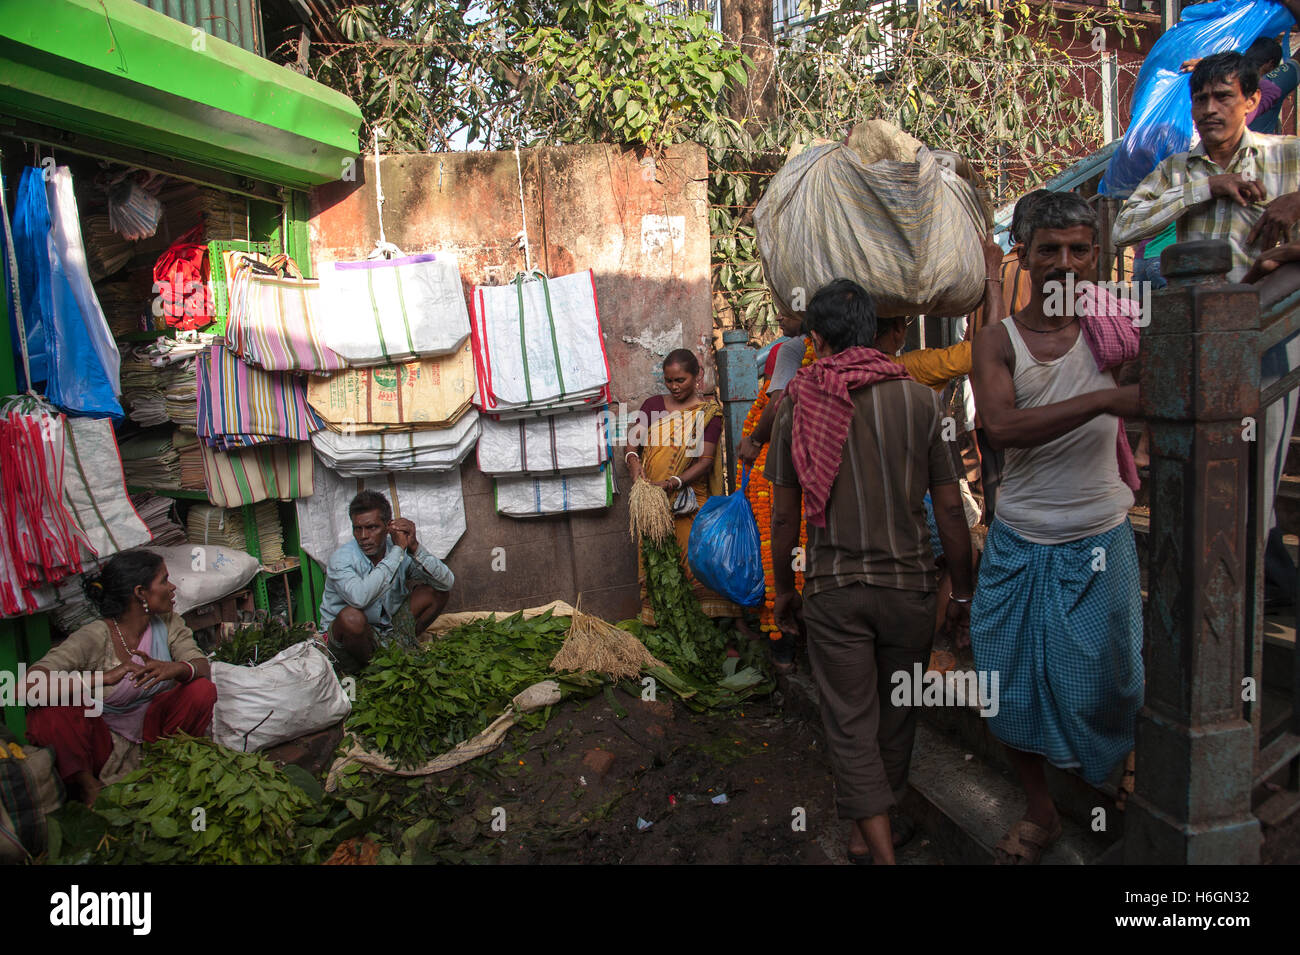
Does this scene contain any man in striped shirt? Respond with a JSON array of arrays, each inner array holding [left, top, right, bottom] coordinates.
[[765, 280, 974, 864], [1114, 50, 1300, 608]]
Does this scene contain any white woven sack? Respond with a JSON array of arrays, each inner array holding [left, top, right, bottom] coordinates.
[[61, 416, 150, 562], [471, 270, 611, 411], [494, 463, 613, 517], [318, 252, 471, 365], [142, 544, 260, 614], [310, 410, 479, 476], [477, 407, 609, 475], [295, 457, 466, 566], [755, 135, 986, 318], [211, 641, 351, 752]]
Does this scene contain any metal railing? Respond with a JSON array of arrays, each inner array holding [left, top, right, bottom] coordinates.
[[1127, 239, 1300, 863]]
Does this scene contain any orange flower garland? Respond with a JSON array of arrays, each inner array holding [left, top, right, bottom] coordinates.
[[739, 337, 815, 636]]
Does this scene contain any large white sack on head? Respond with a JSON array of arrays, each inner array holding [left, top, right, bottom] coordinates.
[[477, 407, 609, 475], [309, 409, 479, 476], [295, 456, 466, 565], [754, 122, 988, 318], [494, 464, 613, 518], [142, 544, 260, 614], [317, 252, 471, 365], [211, 641, 351, 752]]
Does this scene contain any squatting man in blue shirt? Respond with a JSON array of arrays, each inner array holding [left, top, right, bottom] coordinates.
[[319, 490, 454, 674]]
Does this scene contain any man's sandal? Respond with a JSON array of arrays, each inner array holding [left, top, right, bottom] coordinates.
[[992, 818, 1062, 865]]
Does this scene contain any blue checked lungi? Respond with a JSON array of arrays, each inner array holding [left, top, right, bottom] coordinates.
[[970, 518, 1143, 784], [922, 492, 943, 560]]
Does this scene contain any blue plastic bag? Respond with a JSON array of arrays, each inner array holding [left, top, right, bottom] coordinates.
[[11, 167, 121, 418], [687, 466, 765, 608], [1099, 0, 1295, 198]]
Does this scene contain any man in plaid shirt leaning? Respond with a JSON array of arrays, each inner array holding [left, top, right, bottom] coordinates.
[[1114, 50, 1300, 609]]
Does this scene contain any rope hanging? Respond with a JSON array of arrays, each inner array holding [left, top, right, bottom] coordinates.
[[368, 127, 404, 261], [513, 144, 533, 274]]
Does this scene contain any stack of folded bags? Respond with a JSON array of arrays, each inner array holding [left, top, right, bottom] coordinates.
[[173, 430, 205, 489], [310, 410, 479, 477], [196, 345, 319, 450], [131, 493, 188, 546], [119, 428, 182, 489], [186, 501, 284, 564], [469, 269, 612, 417], [468, 270, 614, 517]]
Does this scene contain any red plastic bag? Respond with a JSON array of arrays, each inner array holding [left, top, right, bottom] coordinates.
[[152, 225, 212, 330]]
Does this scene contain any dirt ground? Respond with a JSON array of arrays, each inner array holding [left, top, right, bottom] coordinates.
[[335, 683, 936, 865], [327, 674, 1296, 866]]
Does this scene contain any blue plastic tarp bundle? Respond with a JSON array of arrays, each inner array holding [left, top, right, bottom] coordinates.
[[10, 167, 121, 418], [1099, 0, 1296, 198]]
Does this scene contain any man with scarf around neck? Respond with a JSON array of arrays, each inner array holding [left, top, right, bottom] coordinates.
[[970, 191, 1143, 864], [764, 279, 974, 864]]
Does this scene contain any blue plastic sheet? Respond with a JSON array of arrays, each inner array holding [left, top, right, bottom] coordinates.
[[687, 466, 765, 608], [11, 167, 121, 418], [1099, 0, 1296, 198], [5, 169, 49, 390]]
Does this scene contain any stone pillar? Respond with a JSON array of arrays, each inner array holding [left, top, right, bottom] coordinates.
[[715, 329, 757, 491], [1125, 240, 1262, 863]]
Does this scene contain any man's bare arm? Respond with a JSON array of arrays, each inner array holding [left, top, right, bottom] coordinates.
[[930, 481, 973, 598], [970, 323, 1138, 450], [771, 482, 801, 597]]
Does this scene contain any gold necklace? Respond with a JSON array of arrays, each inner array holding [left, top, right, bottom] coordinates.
[[109, 618, 137, 659]]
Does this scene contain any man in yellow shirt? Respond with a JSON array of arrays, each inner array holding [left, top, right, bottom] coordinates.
[[875, 317, 972, 390]]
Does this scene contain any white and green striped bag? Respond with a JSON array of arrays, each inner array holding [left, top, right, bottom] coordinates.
[[493, 462, 614, 518], [471, 270, 612, 414], [318, 253, 470, 366], [477, 406, 609, 476]]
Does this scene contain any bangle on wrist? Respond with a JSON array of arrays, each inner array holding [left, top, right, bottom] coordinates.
[[181, 660, 196, 682], [625, 450, 640, 463], [670, 475, 683, 489], [949, 592, 973, 604]]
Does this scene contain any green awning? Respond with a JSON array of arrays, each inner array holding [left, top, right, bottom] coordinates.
[[0, 0, 361, 189]]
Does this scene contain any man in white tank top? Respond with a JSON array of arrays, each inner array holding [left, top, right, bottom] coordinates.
[[969, 192, 1144, 864]]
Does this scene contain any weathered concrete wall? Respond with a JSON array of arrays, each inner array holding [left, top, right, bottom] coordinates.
[[308, 144, 712, 620]]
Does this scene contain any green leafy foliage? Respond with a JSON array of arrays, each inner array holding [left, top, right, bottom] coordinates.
[[345, 610, 573, 768], [210, 617, 317, 667], [633, 537, 771, 710], [48, 736, 345, 865]]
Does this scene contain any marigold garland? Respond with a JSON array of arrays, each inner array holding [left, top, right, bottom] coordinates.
[[739, 337, 815, 636]]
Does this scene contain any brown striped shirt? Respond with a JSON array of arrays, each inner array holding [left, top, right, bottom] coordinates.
[[764, 378, 960, 597]]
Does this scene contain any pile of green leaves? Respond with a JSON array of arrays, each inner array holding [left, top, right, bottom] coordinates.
[[210, 616, 317, 667], [636, 537, 770, 711], [47, 735, 353, 865], [346, 610, 585, 768]]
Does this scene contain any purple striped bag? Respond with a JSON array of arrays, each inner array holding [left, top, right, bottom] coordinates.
[[200, 440, 315, 508], [196, 345, 320, 451], [226, 253, 346, 373]]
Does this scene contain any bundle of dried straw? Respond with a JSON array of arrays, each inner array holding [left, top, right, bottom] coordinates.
[[628, 477, 675, 546], [550, 598, 666, 681]]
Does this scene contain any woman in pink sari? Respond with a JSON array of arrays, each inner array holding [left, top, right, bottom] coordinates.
[[25, 549, 215, 806]]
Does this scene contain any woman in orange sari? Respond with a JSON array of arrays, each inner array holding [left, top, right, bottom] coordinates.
[[625, 349, 748, 627]]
